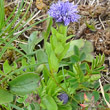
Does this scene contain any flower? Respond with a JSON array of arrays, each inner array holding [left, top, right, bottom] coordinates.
[[58, 93, 69, 104], [48, 0, 80, 25]]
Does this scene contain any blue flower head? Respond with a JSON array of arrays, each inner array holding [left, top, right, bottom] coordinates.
[[48, 1, 80, 25]]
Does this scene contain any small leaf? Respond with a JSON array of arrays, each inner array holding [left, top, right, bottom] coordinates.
[[80, 104, 88, 108], [58, 104, 72, 110], [28, 31, 38, 54], [42, 95, 58, 110], [81, 41, 94, 62], [104, 84, 110, 92], [48, 51, 59, 73], [92, 91, 100, 102], [58, 24, 67, 37], [19, 44, 28, 54], [74, 45, 80, 56], [70, 55, 79, 63], [8, 73, 40, 96], [36, 49, 48, 63], [0, 89, 13, 104], [86, 22, 96, 31], [3, 60, 12, 74], [43, 17, 53, 42], [84, 93, 89, 101], [80, 52, 86, 61], [64, 39, 84, 58]]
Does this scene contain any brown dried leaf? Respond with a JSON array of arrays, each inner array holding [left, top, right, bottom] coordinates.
[[36, 0, 46, 10]]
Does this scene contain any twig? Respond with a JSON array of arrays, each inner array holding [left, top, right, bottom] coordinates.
[[14, 40, 27, 44], [76, 21, 90, 38], [99, 79, 110, 108], [23, 10, 41, 27], [99, 15, 105, 30], [90, 0, 96, 5]]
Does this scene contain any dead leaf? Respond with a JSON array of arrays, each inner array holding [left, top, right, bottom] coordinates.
[[36, 0, 46, 10]]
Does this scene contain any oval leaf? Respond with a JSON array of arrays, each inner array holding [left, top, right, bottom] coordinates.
[[8, 73, 40, 96], [0, 89, 13, 104], [42, 95, 58, 110]]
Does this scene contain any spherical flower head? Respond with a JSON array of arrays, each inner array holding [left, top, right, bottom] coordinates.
[[58, 93, 69, 104], [48, 1, 80, 25]]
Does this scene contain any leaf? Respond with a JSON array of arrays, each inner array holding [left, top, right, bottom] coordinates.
[[80, 52, 86, 61], [8, 73, 40, 96], [92, 91, 100, 102], [43, 66, 50, 84], [81, 41, 94, 62], [70, 55, 79, 63], [88, 74, 101, 82], [31, 102, 40, 110], [58, 24, 67, 37], [36, 49, 48, 63], [36, 0, 46, 10], [19, 43, 28, 54], [0, 0, 5, 31], [48, 51, 59, 73], [86, 22, 96, 31], [3, 60, 12, 74], [45, 42, 53, 57], [42, 95, 58, 110], [104, 84, 110, 92], [19, 31, 43, 54], [59, 43, 70, 61], [43, 17, 53, 43], [58, 104, 72, 110], [55, 43, 64, 56], [74, 45, 80, 56], [64, 39, 84, 58], [28, 31, 38, 54], [0, 89, 13, 104]]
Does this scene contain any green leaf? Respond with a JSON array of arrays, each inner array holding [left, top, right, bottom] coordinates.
[[74, 45, 80, 56], [70, 55, 79, 63], [31, 102, 40, 110], [88, 74, 101, 82], [43, 66, 50, 84], [92, 91, 100, 102], [59, 43, 70, 61], [86, 22, 96, 31], [64, 39, 84, 58], [10, 104, 23, 110], [58, 104, 72, 110], [104, 84, 110, 92], [0, 0, 5, 31], [42, 95, 58, 110], [0, 89, 13, 104], [36, 49, 48, 63], [3, 60, 12, 74], [48, 51, 59, 73], [56, 32, 66, 43], [81, 41, 94, 62], [80, 52, 86, 61], [55, 43, 64, 56], [19, 31, 43, 55], [58, 24, 67, 37], [28, 31, 38, 53], [73, 63, 84, 83], [45, 42, 53, 57], [44, 17, 53, 43], [8, 73, 40, 96], [19, 43, 28, 54]]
